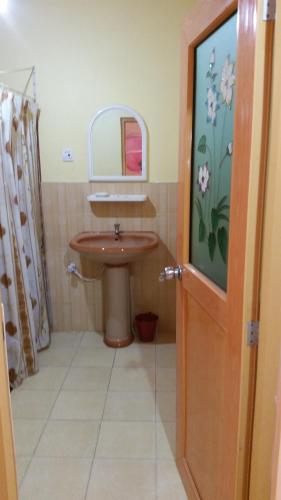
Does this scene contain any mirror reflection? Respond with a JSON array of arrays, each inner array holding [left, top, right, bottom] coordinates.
[[88, 105, 147, 181]]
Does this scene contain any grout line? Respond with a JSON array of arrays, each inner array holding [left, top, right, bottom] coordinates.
[[83, 342, 117, 500], [17, 456, 32, 489], [25, 340, 81, 457], [19, 337, 83, 489]]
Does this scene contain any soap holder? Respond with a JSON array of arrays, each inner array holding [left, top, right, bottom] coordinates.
[[87, 194, 147, 202]]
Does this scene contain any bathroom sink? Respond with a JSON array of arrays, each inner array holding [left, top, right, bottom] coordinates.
[[69, 230, 159, 265], [69, 228, 159, 347]]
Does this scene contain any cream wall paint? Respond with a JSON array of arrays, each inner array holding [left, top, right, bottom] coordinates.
[[0, 0, 194, 182]]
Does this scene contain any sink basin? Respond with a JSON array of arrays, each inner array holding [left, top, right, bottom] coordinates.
[[69, 231, 159, 265]]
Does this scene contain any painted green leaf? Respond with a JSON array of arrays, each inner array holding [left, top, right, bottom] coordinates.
[[211, 72, 218, 81], [197, 135, 207, 154], [211, 208, 219, 232], [217, 213, 229, 223], [217, 195, 228, 209], [208, 232, 216, 261], [199, 218, 206, 242], [195, 198, 203, 219], [217, 226, 228, 263], [206, 71, 211, 78], [217, 204, 230, 213]]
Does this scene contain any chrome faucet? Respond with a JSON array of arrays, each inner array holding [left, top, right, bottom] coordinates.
[[114, 223, 120, 240]]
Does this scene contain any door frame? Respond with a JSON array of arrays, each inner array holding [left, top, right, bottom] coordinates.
[[176, 0, 265, 498], [0, 303, 18, 500], [248, 1, 281, 496]]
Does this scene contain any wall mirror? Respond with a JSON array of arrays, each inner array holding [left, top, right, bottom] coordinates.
[[88, 104, 148, 181]]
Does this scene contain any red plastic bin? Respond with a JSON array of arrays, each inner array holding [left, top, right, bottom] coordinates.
[[135, 312, 158, 342]]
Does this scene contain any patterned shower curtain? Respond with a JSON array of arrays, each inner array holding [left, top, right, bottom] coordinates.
[[0, 88, 50, 388]]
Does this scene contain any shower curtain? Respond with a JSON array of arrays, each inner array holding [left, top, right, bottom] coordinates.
[[0, 88, 50, 388]]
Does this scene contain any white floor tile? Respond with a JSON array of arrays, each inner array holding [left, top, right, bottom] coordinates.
[[156, 392, 176, 422], [11, 334, 179, 497], [35, 420, 100, 458], [114, 344, 155, 368], [38, 346, 77, 367], [16, 457, 31, 486], [50, 391, 106, 420], [156, 422, 176, 459], [96, 421, 156, 459], [156, 368, 176, 391], [109, 367, 155, 392], [62, 366, 111, 391], [86, 459, 156, 500], [20, 457, 91, 500], [72, 347, 115, 367], [11, 390, 57, 419], [104, 392, 155, 421], [50, 331, 83, 348], [18, 366, 67, 391], [80, 331, 108, 349], [156, 344, 176, 368], [157, 460, 188, 499], [13, 419, 46, 456]]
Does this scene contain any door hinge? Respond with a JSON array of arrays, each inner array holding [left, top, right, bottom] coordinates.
[[263, 0, 276, 20], [247, 321, 259, 346]]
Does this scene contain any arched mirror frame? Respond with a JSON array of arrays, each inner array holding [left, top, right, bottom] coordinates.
[[88, 104, 148, 182]]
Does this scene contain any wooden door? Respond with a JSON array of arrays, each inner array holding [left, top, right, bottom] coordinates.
[[0, 302, 18, 500], [176, 1, 257, 499]]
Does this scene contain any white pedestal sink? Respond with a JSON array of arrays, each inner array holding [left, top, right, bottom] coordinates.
[[69, 230, 159, 347]]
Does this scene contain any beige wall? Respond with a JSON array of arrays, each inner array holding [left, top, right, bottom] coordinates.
[[0, 0, 193, 182], [42, 182, 177, 336]]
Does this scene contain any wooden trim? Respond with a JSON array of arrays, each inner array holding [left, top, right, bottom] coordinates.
[[177, 457, 201, 500], [249, 3, 281, 496], [0, 304, 18, 500], [219, 1, 257, 495], [183, 265, 227, 331], [271, 351, 281, 500], [243, 18, 275, 500]]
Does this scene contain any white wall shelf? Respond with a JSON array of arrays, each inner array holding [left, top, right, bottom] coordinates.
[[87, 193, 147, 203]]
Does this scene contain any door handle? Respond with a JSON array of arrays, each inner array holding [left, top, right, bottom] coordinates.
[[159, 265, 183, 282]]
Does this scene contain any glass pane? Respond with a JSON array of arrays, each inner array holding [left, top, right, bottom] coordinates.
[[190, 13, 237, 291]]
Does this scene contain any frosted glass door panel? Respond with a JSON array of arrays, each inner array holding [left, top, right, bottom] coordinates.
[[189, 14, 237, 290]]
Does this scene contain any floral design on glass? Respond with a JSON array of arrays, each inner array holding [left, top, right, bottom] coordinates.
[[197, 162, 210, 196], [220, 55, 235, 108], [195, 48, 235, 264], [206, 86, 219, 125]]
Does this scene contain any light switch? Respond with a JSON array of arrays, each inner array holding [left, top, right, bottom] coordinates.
[[62, 149, 74, 162]]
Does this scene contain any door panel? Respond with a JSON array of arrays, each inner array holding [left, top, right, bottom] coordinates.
[[176, 0, 257, 499], [185, 295, 226, 499]]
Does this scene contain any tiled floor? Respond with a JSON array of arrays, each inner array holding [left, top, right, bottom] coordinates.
[[11, 331, 187, 500]]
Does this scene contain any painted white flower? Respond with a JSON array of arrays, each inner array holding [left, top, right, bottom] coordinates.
[[198, 163, 210, 196], [227, 142, 233, 155], [206, 86, 219, 125], [209, 48, 215, 67], [220, 55, 235, 107]]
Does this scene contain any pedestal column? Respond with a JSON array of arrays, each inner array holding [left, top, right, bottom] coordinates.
[[104, 264, 134, 348]]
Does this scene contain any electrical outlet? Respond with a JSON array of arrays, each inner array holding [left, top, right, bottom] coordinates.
[[62, 149, 74, 162]]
